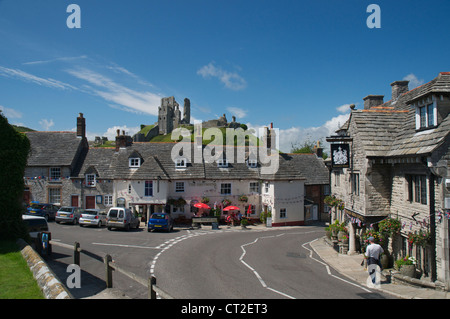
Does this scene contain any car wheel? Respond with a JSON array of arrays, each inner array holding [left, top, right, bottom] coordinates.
[[107, 227, 112, 231]]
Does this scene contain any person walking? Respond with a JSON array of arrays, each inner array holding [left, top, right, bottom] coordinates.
[[365, 236, 384, 285]]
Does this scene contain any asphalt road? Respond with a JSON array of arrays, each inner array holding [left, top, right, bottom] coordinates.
[[45, 221, 393, 299]]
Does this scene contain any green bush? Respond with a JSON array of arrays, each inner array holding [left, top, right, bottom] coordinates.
[[0, 112, 30, 241]]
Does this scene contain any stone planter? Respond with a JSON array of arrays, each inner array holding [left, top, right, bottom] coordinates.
[[381, 254, 389, 270], [400, 264, 416, 278]]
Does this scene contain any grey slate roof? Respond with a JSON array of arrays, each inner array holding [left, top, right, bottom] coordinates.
[[25, 131, 85, 167], [76, 142, 329, 184], [343, 72, 450, 158]]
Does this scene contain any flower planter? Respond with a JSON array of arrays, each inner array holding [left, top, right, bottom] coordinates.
[[400, 264, 416, 278]]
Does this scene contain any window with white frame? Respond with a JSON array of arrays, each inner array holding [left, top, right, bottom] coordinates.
[[217, 158, 229, 168], [247, 159, 257, 168], [50, 167, 61, 180], [129, 157, 141, 168], [220, 183, 232, 195], [48, 188, 61, 204], [86, 174, 96, 187], [264, 182, 270, 193], [280, 208, 287, 218], [415, 100, 436, 130], [175, 158, 187, 169], [351, 173, 360, 196], [249, 182, 260, 193], [175, 181, 185, 193], [104, 195, 113, 206]]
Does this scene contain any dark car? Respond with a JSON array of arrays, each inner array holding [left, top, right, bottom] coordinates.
[[148, 213, 173, 232], [22, 215, 49, 239], [26, 203, 59, 221]]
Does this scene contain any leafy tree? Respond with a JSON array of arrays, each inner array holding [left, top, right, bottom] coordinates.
[[0, 111, 30, 241], [291, 139, 328, 159]]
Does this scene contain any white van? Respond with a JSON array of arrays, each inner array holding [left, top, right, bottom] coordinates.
[[106, 207, 140, 231]]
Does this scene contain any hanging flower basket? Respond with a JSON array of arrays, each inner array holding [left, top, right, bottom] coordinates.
[[238, 195, 248, 202], [201, 197, 210, 204], [378, 217, 402, 238], [222, 199, 232, 207]]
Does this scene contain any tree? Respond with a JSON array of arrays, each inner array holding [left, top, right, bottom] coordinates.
[[0, 111, 30, 240], [291, 139, 328, 159]]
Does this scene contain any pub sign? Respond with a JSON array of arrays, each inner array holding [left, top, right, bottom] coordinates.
[[331, 144, 350, 168]]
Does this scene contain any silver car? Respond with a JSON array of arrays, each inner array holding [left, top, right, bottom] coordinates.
[[106, 207, 140, 231], [56, 206, 82, 225], [79, 209, 106, 227]]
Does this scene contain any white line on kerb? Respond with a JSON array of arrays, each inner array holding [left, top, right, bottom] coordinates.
[[92, 242, 162, 249], [301, 239, 372, 293]]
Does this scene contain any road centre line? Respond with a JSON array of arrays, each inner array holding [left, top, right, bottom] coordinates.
[[92, 242, 162, 249]]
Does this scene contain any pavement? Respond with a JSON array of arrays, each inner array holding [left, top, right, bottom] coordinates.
[[309, 236, 450, 299]]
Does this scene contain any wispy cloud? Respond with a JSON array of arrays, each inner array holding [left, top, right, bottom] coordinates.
[[66, 67, 162, 115], [403, 73, 424, 89], [197, 62, 247, 91], [22, 55, 88, 66], [0, 66, 76, 90], [39, 118, 55, 131], [0, 105, 22, 119], [336, 103, 353, 114], [226, 106, 248, 118]]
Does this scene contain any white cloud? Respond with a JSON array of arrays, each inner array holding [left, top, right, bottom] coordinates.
[[39, 119, 54, 131], [0, 105, 22, 119], [22, 55, 88, 66], [246, 113, 350, 153], [226, 106, 247, 119], [336, 103, 352, 114], [197, 62, 247, 91], [403, 73, 424, 89], [66, 67, 161, 115], [102, 125, 141, 140], [0, 66, 76, 90]]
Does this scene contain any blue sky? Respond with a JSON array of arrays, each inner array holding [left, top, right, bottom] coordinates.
[[1, 0, 449, 152]]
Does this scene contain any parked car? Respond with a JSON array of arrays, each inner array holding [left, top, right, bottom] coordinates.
[[26, 203, 59, 221], [22, 215, 49, 239], [106, 207, 140, 231], [79, 209, 106, 228], [55, 206, 82, 225], [148, 213, 173, 232]]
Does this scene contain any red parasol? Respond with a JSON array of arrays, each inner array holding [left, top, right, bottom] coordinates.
[[194, 202, 211, 209], [223, 205, 240, 211]]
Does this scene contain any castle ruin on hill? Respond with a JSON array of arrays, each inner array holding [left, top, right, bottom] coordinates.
[[133, 96, 243, 142]]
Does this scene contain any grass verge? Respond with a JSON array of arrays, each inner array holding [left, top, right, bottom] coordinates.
[[0, 240, 44, 299]]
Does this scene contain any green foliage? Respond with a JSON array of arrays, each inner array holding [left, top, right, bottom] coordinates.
[[395, 255, 417, 269], [291, 139, 328, 159], [0, 112, 30, 241], [378, 217, 402, 238]]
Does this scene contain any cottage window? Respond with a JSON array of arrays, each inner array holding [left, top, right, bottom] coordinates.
[[104, 195, 113, 206], [407, 174, 427, 205], [175, 181, 185, 193], [48, 188, 61, 204], [175, 158, 187, 169], [129, 158, 141, 168], [280, 208, 287, 219], [145, 181, 153, 197], [415, 101, 436, 130], [220, 183, 232, 195], [217, 159, 229, 168], [249, 182, 260, 193], [50, 167, 61, 180], [86, 174, 96, 187], [351, 173, 360, 196], [247, 159, 257, 168]]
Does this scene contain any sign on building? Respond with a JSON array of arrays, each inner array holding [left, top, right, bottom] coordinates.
[[331, 144, 350, 168]]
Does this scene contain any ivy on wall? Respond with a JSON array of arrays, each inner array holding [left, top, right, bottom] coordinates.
[[0, 111, 30, 240]]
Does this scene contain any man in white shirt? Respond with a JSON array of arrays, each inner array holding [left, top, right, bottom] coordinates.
[[365, 236, 384, 285]]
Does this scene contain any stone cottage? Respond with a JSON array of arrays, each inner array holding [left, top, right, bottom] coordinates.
[[327, 72, 450, 289]]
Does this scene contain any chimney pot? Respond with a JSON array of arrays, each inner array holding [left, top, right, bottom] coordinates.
[[76, 113, 86, 138], [363, 95, 384, 110], [391, 80, 409, 100]]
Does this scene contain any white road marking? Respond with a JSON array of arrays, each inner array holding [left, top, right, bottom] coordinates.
[[302, 239, 372, 293], [92, 242, 162, 249]]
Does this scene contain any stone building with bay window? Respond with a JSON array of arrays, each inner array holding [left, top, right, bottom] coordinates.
[[327, 72, 450, 289]]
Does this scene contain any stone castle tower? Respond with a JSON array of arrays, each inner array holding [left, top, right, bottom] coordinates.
[[158, 96, 191, 135]]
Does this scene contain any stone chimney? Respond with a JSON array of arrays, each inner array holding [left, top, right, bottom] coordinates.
[[391, 80, 409, 100], [313, 140, 323, 158], [115, 129, 133, 151], [76, 113, 86, 138], [363, 95, 384, 110], [262, 123, 276, 151]]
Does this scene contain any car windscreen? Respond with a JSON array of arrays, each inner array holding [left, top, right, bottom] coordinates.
[[30, 204, 45, 209], [59, 207, 73, 212], [151, 214, 167, 219], [109, 209, 124, 218], [84, 210, 99, 215]]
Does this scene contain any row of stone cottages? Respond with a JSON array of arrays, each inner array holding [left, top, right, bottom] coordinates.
[[326, 72, 450, 290], [23, 113, 330, 227]]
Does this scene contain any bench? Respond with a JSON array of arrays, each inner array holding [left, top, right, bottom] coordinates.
[[191, 217, 219, 229]]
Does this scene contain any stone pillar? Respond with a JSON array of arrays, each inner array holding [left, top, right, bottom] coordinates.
[[348, 222, 357, 255]]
